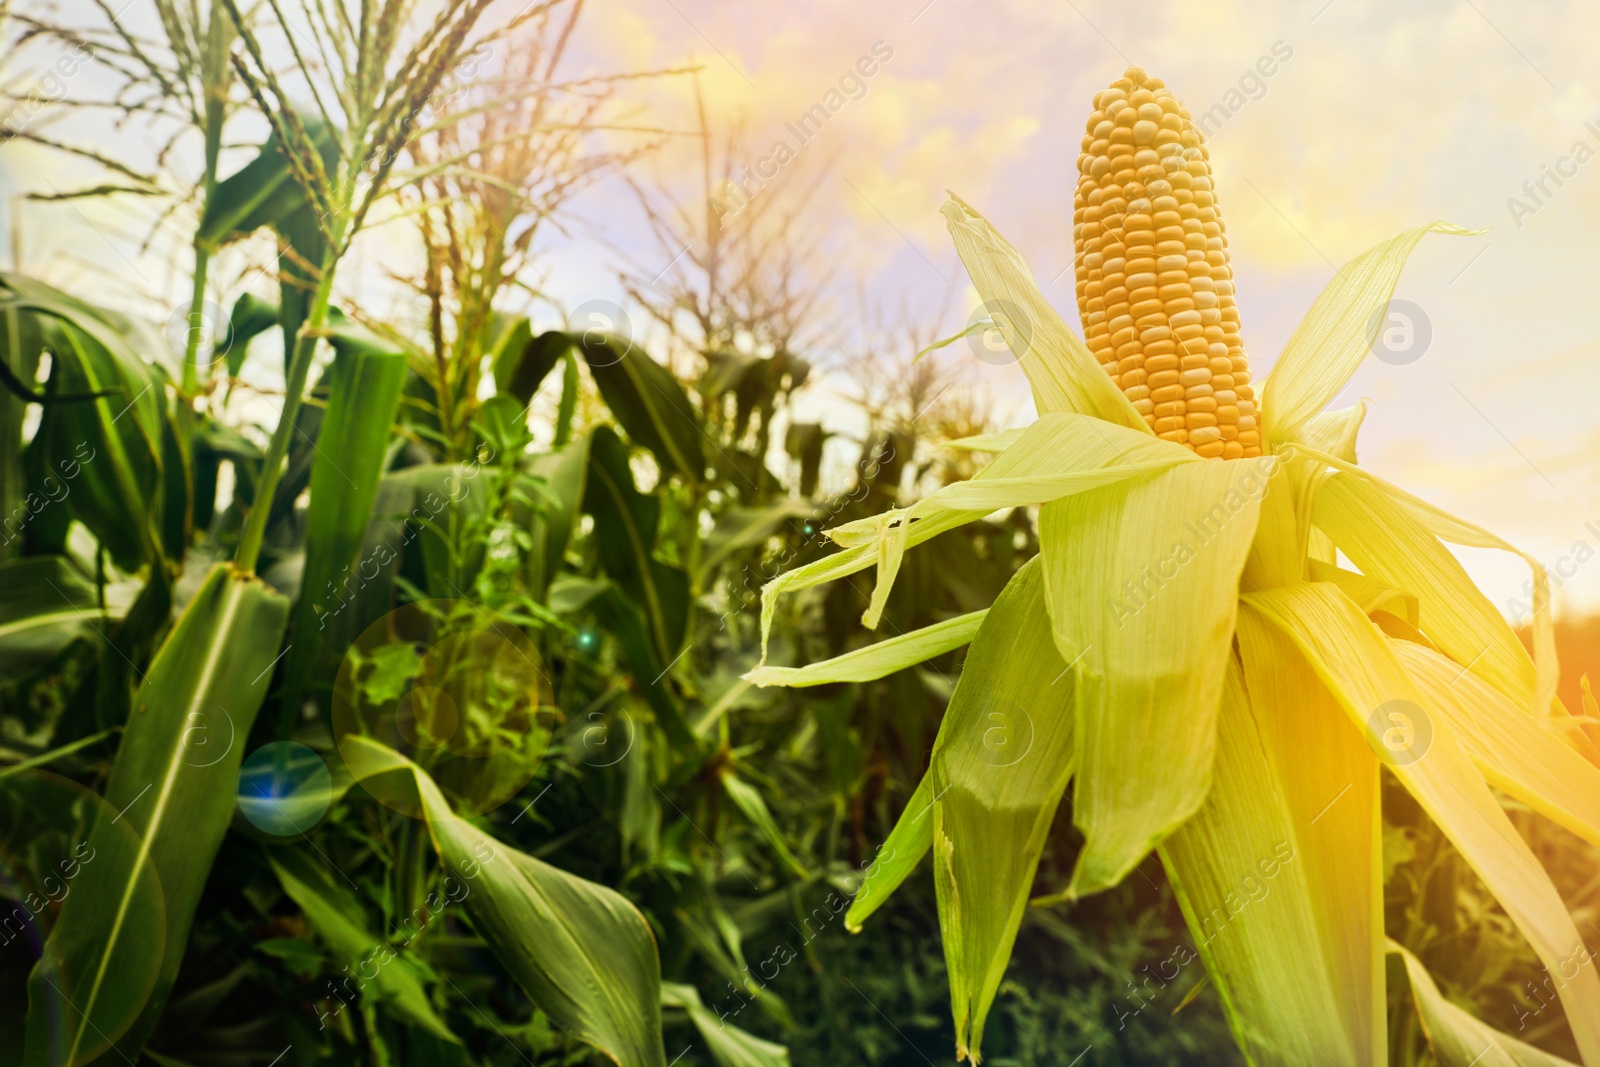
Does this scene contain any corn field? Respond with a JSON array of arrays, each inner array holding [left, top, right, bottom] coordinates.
[[2, 1, 1599, 1065]]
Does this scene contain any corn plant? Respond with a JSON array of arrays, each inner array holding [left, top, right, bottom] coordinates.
[[751, 66, 1600, 1066]]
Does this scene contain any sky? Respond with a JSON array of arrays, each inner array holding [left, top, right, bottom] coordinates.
[[5, 0, 1600, 619]]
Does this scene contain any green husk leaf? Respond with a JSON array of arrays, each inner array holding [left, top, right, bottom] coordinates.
[[1043, 454, 1271, 897], [930, 557, 1074, 1062], [746, 610, 986, 688], [845, 769, 937, 933]]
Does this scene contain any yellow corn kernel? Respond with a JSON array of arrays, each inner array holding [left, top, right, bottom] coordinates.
[[1073, 66, 1261, 459]]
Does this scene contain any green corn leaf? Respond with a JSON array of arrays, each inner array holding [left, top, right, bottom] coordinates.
[[492, 320, 565, 405], [578, 333, 704, 483], [196, 123, 339, 250], [661, 983, 790, 1067], [342, 736, 667, 1067], [1244, 582, 1600, 1065], [0, 556, 109, 677], [720, 772, 808, 879], [267, 846, 458, 1042], [1, 275, 164, 571], [783, 423, 827, 496], [582, 578, 694, 747], [1, 296, 47, 562], [746, 610, 986, 688], [221, 293, 280, 378], [1260, 222, 1478, 445], [519, 434, 591, 599], [1160, 608, 1384, 1067], [280, 326, 407, 714], [583, 427, 690, 666], [24, 562, 289, 1064], [929, 557, 1074, 1062], [157, 406, 191, 561], [1042, 454, 1270, 898]]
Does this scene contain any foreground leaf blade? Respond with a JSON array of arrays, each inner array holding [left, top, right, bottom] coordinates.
[[24, 563, 289, 1064], [344, 737, 667, 1067]]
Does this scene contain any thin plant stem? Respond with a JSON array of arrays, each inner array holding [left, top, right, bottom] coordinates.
[[234, 243, 340, 573]]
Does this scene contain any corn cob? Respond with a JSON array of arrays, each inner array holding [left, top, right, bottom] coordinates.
[[1073, 66, 1262, 459]]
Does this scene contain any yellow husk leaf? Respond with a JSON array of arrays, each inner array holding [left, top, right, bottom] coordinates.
[[1261, 222, 1481, 445], [1298, 444, 1557, 719], [941, 193, 1150, 432], [1244, 583, 1600, 1066], [1161, 616, 1382, 1066], [1396, 640, 1600, 845]]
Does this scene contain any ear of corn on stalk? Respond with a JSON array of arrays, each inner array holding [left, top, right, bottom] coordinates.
[[1074, 67, 1259, 458], [751, 65, 1600, 1067]]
